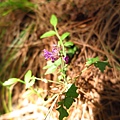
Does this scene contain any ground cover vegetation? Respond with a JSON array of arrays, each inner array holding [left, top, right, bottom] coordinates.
[[0, 0, 120, 120]]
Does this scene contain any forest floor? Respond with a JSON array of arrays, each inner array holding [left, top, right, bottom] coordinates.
[[0, 0, 120, 120]]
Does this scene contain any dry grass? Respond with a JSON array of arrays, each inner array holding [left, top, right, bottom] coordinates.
[[0, 0, 120, 120]]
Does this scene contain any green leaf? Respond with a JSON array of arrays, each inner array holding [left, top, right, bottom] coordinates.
[[67, 48, 76, 57], [61, 32, 70, 41], [40, 30, 56, 38], [58, 101, 64, 106], [43, 61, 53, 69], [57, 84, 78, 120], [64, 97, 74, 109], [45, 65, 57, 75], [73, 46, 77, 51], [54, 58, 62, 66], [43, 58, 61, 75], [69, 46, 77, 55], [24, 70, 32, 84], [3, 78, 19, 86], [50, 14, 58, 27], [94, 61, 110, 72], [66, 84, 78, 98], [57, 106, 69, 120], [86, 57, 100, 66], [64, 41, 74, 47], [25, 76, 36, 88]]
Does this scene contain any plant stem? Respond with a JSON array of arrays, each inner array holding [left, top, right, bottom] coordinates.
[[54, 26, 66, 56], [8, 87, 12, 112], [2, 87, 9, 113], [54, 26, 68, 83]]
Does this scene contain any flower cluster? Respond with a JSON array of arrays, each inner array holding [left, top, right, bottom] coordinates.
[[43, 49, 59, 62], [43, 45, 69, 64]]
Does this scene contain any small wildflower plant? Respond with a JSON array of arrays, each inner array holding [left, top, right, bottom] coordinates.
[[41, 14, 79, 119], [40, 15, 110, 120], [1, 14, 111, 120]]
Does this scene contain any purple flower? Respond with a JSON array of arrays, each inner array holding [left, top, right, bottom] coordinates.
[[64, 56, 69, 64], [43, 45, 70, 64], [43, 49, 53, 60], [43, 46, 59, 62]]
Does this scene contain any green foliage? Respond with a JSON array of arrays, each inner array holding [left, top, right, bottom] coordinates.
[[86, 57, 111, 72], [40, 30, 56, 38], [57, 84, 78, 120], [2, 70, 34, 87], [2, 70, 36, 88], [40, 15, 79, 119], [86, 57, 100, 66], [50, 14, 58, 27], [24, 70, 36, 88], [24, 70, 32, 83], [2, 70, 37, 113], [3, 78, 20, 86], [61, 32, 70, 41], [64, 41, 74, 47], [64, 41, 77, 58], [94, 61, 110, 72], [66, 84, 78, 98], [56, 106, 69, 120], [43, 58, 62, 75], [64, 97, 74, 109], [45, 65, 57, 75], [40, 14, 58, 39]]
